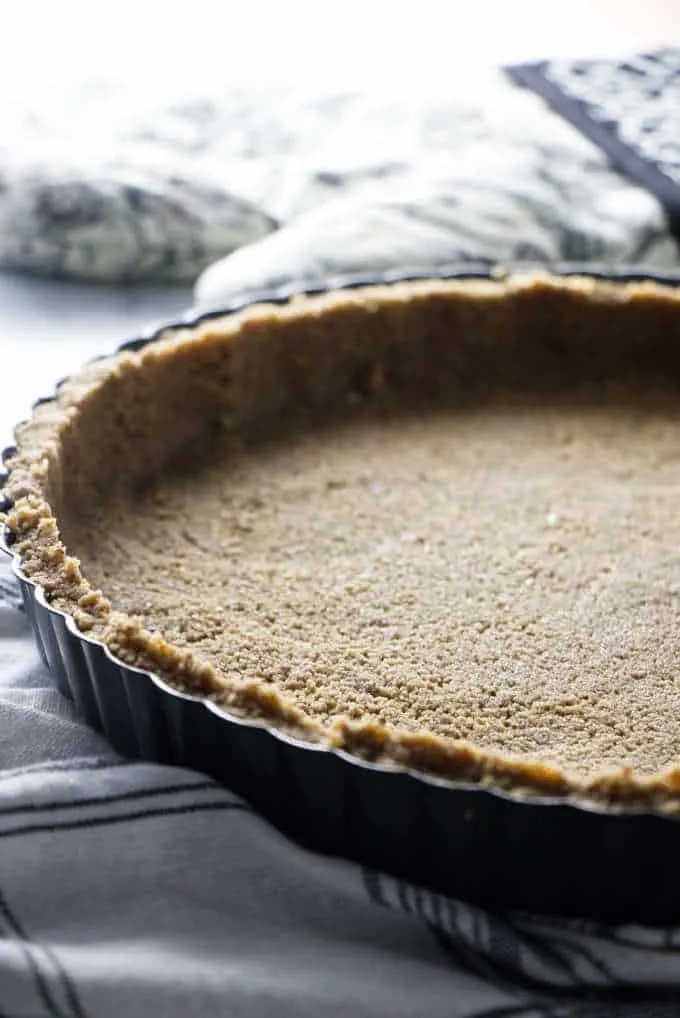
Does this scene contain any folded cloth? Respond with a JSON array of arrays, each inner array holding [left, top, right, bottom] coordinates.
[[196, 49, 680, 306], [1, 52, 679, 290], [2, 555, 680, 1017]]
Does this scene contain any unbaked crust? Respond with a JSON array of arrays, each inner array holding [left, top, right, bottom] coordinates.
[[6, 272, 680, 811]]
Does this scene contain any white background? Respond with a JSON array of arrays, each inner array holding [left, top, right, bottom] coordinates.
[[1, 0, 678, 97]]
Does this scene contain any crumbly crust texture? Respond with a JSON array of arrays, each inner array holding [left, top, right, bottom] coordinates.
[[6, 274, 680, 810]]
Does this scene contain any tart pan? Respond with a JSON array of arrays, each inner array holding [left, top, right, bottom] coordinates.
[[3, 264, 680, 927]]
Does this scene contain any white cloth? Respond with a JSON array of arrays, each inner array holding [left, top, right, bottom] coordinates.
[[1, 63, 678, 291]]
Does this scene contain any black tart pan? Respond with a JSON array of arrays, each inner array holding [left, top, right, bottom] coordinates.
[[4, 265, 680, 926]]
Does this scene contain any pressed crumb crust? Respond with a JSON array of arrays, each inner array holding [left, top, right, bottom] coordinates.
[[5, 273, 680, 810]]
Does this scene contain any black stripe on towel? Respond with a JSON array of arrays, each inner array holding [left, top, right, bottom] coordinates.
[[0, 799, 248, 841], [0, 779, 226, 822], [0, 884, 86, 1018]]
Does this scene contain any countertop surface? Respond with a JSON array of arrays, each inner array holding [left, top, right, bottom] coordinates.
[[1, 272, 190, 444]]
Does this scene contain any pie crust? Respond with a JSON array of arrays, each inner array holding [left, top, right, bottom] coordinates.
[[5, 273, 680, 811]]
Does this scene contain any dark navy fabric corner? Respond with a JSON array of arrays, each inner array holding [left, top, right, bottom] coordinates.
[[506, 49, 680, 239]]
